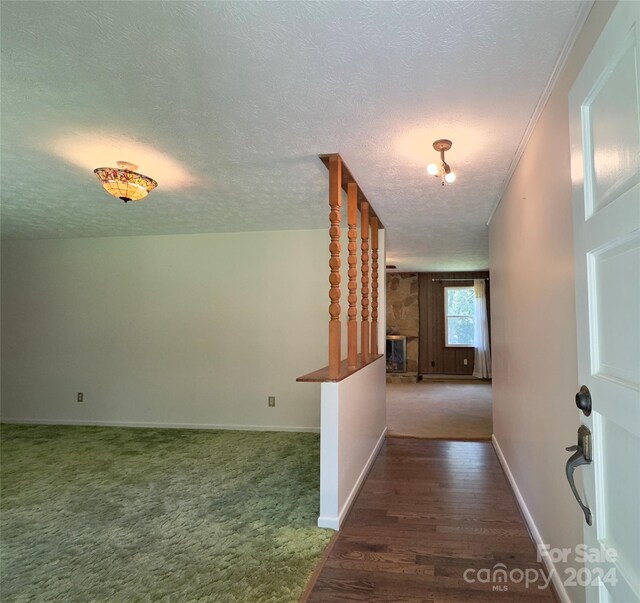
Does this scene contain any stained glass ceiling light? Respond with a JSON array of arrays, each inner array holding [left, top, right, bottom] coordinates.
[[93, 161, 158, 202]]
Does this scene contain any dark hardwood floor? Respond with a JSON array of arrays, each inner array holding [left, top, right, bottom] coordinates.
[[306, 438, 556, 602]]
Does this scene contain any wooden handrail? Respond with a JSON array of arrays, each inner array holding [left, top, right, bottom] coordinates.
[[297, 354, 384, 383]]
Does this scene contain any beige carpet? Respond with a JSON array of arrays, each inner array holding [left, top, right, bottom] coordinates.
[[386, 381, 492, 439]]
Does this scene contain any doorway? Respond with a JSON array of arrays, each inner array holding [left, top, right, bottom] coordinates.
[[386, 271, 492, 439]]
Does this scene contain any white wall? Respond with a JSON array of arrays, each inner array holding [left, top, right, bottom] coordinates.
[[313, 228, 387, 530], [489, 2, 616, 602], [318, 356, 387, 530], [1, 229, 329, 431]]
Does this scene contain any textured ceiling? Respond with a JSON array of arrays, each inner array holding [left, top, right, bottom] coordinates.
[[1, 1, 586, 270]]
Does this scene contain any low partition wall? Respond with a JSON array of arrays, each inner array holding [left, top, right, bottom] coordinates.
[[316, 356, 387, 530], [296, 153, 387, 530]]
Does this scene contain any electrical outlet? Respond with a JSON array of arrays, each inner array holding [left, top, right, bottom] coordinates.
[[268, 396, 276, 407], [77, 392, 84, 402], [463, 359, 468, 366]]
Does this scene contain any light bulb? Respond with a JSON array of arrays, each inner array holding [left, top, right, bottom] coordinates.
[[427, 163, 439, 176], [445, 171, 456, 183]]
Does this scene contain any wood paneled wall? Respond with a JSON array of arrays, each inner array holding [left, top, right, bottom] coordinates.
[[418, 271, 490, 375]]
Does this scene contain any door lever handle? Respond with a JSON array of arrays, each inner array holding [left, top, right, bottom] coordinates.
[[565, 444, 593, 526]]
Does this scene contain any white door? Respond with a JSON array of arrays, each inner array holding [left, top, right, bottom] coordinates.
[[569, 2, 640, 602]]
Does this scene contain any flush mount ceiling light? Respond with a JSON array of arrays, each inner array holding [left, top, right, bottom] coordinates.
[[93, 161, 158, 202], [427, 139, 456, 186]]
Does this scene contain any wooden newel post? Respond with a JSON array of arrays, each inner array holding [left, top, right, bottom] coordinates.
[[347, 183, 358, 368], [360, 201, 370, 363], [371, 217, 379, 356], [328, 155, 342, 378]]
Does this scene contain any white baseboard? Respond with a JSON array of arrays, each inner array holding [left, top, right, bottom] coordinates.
[[318, 426, 387, 530], [316, 515, 340, 530], [0, 417, 320, 433], [339, 426, 387, 526], [491, 434, 570, 603]]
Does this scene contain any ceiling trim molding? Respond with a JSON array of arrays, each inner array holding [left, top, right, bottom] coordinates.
[[485, 0, 595, 227]]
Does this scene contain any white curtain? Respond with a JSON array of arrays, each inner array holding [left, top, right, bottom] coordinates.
[[473, 279, 492, 379]]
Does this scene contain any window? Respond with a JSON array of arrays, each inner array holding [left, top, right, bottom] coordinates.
[[444, 286, 475, 347]]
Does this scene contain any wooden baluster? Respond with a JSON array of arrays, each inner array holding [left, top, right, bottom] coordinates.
[[347, 183, 358, 368], [371, 217, 379, 356], [328, 155, 342, 377], [361, 201, 370, 363]]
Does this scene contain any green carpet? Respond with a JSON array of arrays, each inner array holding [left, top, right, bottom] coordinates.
[[0, 424, 332, 602]]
